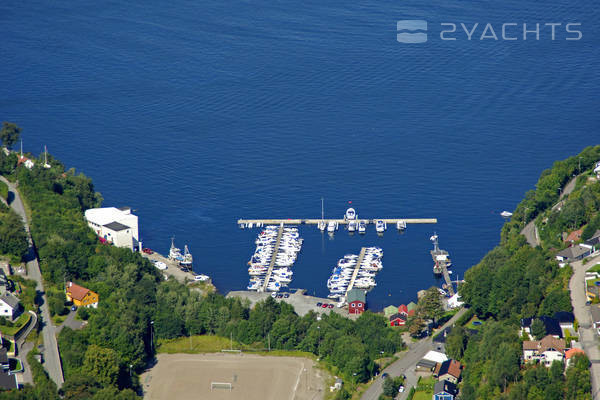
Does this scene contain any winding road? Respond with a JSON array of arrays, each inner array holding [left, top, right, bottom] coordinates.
[[0, 176, 64, 387]]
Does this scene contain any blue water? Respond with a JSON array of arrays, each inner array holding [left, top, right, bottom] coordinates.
[[1, 1, 598, 310]]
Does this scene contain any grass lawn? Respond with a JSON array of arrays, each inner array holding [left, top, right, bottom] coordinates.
[[52, 315, 67, 325], [466, 315, 485, 331], [0, 313, 31, 336], [588, 264, 600, 273], [413, 392, 432, 400], [157, 335, 245, 354]]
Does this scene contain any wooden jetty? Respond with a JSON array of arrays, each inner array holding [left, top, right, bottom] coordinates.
[[430, 234, 454, 296], [238, 218, 437, 226], [345, 247, 367, 295], [261, 224, 284, 292]]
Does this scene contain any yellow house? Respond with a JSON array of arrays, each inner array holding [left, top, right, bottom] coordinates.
[[66, 281, 99, 308]]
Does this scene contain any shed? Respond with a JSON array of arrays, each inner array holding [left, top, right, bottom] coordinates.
[[347, 289, 366, 315], [384, 305, 398, 317]]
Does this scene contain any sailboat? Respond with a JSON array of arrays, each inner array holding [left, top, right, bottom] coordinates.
[[168, 237, 184, 261], [43, 145, 51, 169], [318, 197, 326, 231]]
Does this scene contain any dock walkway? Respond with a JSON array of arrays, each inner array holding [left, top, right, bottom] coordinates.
[[346, 247, 367, 295], [261, 224, 284, 292], [239, 218, 437, 226], [442, 267, 455, 296]]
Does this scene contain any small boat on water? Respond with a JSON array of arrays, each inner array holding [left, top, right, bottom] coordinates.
[[327, 221, 338, 233], [500, 211, 513, 218], [358, 221, 366, 234], [348, 220, 357, 232], [396, 220, 407, 230], [375, 220, 386, 234], [168, 237, 184, 261]]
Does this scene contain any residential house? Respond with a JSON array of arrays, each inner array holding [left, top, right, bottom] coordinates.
[[66, 282, 99, 308], [553, 311, 575, 332], [0, 370, 17, 390], [17, 155, 34, 170], [565, 348, 585, 369], [581, 230, 600, 256], [347, 289, 366, 315], [416, 358, 438, 372], [0, 294, 21, 321], [407, 301, 418, 314], [432, 380, 458, 400], [447, 293, 464, 309], [389, 313, 406, 327], [520, 316, 563, 339], [384, 305, 398, 317], [433, 359, 462, 384], [564, 229, 583, 244], [556, 245, 591, 264], [522, 335, 566, 366], [417, 350, 448, 371], [590, 305, 600, 331], [398, 304, 416, 318], [84, 207, 140, 251], [594, 161, 600, 179]]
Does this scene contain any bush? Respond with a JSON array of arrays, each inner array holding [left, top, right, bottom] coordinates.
[[77, 307, 90, 320], [0, 181, 8, 201]]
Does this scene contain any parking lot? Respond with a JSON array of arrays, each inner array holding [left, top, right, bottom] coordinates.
[[227, 290, 359, 319]]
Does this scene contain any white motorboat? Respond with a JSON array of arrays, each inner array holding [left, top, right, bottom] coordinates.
[[358, 221, 366, 234], [396, 220, 407, 230], [375, 220, 386, 233], [345, 207, 356, 220], [327, 221, 338, 232], [348, 220, 357, 232], [168, 237, 183, 261], [500, 211, 513, 218]]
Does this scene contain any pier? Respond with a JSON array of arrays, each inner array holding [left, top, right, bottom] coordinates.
[[238, 218, 437, 226], [261, 224, 284, 292], [345, 247, 367, 295], [430, 234, 455, 296], [442, 267, 455, 296]]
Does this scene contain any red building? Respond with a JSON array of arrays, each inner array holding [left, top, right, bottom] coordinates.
[[398, 304, 416, 318], [389, 313, 406, 327], [347, 289, 366, 314]]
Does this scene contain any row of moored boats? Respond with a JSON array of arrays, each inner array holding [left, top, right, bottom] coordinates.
[[247, 225, 303, 292], [327, 247, 383, 300], [168, 238, 193, 269], [319, 208, 406, 234]]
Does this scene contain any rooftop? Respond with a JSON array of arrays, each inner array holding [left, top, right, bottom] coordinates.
[[556, 245, 590, 260], [347, 289, 366, 303], [0, 294, 20, 310], [438, 359, 462, 379], [0, 370, 17, 390], [434, 380, 458, 396], [66, 281, 91, 301], [103, 221, 130, 232], [565, 229, 583, 243], [521, 316, 563, 338]]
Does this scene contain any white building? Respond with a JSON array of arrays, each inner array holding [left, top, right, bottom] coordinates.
[[522, 335, 566, 367], [85, 207, 140, 251], [0, 294, 21, 321]]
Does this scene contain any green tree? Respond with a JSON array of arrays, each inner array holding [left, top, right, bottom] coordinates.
[[531, 319, 546, 340], [382, 377, 398, 397], [445, 326, 468, 359], [417, 287, 444, 323], [406, 315, 425, 337], [83, 345, 120, 387], [0, 122, 21, 150]]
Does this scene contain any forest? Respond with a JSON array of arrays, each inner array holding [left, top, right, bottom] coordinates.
[[457, 145, 599, 399]]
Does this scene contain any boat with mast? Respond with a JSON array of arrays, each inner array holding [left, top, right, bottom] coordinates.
[[43, 145, 51, 169], [318, 197, 326, 231], [430, 233, 451, 275], [180, 245, 193, 267]]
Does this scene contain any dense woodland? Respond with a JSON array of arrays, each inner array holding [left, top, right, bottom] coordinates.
[[457, 145, 600, 400], [0, 143, 404, 399]]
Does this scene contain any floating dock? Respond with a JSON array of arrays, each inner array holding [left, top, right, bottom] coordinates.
[[261, 224, 284, 292], [430, 234, 455, 296], [238, 218, 437, 226], [345, 247, 367, 294]]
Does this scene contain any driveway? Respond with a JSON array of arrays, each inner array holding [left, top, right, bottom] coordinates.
[[0, 176, 64, 387], [569, 254, 600, 399], [361, 308, 467, 400], [57, 309, 85, 333]]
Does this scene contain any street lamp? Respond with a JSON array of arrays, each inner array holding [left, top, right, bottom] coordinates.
[[150, 320, 154, 351]]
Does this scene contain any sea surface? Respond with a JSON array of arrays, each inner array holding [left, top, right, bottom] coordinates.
[[1, 1, 598, 310]]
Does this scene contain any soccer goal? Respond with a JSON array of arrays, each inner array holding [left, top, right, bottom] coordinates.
[[211, 382, 233, 391]]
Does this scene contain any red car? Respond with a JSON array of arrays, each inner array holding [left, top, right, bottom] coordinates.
[[321, 303, 328, 308], [142, 248, 154, 254]]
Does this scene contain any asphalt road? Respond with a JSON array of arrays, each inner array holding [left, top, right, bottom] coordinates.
[[569, 254, 600, 399], [0, 176, 64, 387], [521, 175, 578, 248], [360, 308, 466, 400]]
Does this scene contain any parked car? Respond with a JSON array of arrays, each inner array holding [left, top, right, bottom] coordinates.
[[381, 373, 389, 379], [71, 305, 77, 312], [194, 275, 209, 282], [321, 303, 328, 308], [316, 302, 322, 307], [328, 304, 334, 309], [398, 386, 405, 393], [284, 293, 290, 298], [142, 248, 154, 254]]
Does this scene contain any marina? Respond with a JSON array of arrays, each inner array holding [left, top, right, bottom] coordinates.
[[246, 224, 303, 292], [326, 247, 384, 303], [238, 218, 437, 227]]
